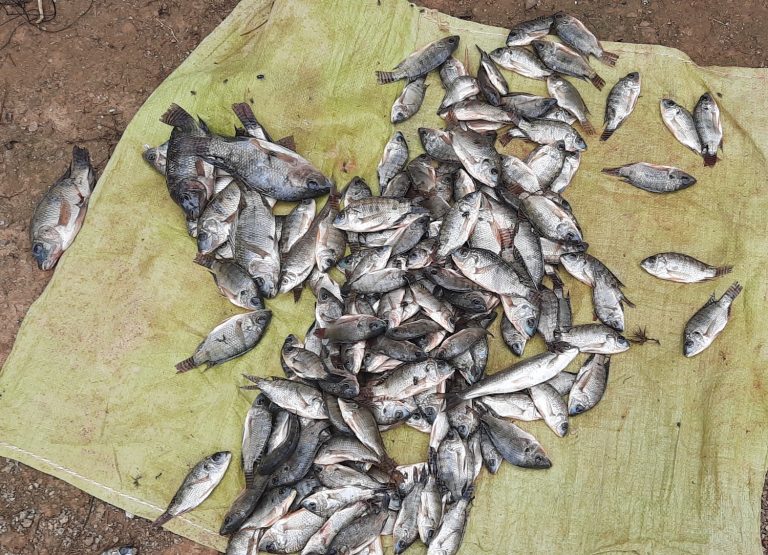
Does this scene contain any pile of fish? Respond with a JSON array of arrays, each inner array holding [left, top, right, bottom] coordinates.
[[131, 10, 743, 555]]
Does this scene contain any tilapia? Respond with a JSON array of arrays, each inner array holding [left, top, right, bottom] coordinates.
[[194, 254, 263, 310], [232, 189, 280, 297], [506, 14, 554, 46], [568, 354, 610, 415], [30, 146, 95, 270], [242, 377, 328, 420], [660, 99, 702, 155], [258, 509, 327, 554], [418, 128, 459, 163], [601, 72, 641, 141], [241, 394, 272, 484], [481, 411, 551, 468], [279, 199, 316, 255], [531, 40, 605, 89], [175, 310, 271, 372], [547, 74, 594, 135], [529, 383, 569, 437], [683, 282, 742, 357], [153, 451, 231, 526], [693, 92, 723, 166], [640, 252, 732, 283], [552, 12, 618, 66], [376, 36, 460, 84], [440, 56, 469, 88], [197, 181, 240, 254], [143, 142, 168, 174], [392, 77, 427, 124], [490, 46, 552, 79], [557, 323, 630, 354], [438, 75, 481, 111], [602, 163, 696, 193]]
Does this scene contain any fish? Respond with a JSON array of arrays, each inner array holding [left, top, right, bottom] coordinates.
[[592, 273, 631, 332], [160, 104, 215, 226], [476, 46, 509, 104], [438, 75, 481, 111], [241, 394, 272, 485], [526, 141, 568, 188], [446, 130, 501, 188], [242, 377, 328, 420], [377, 132, 409, 191], [435, 429, 471, 502], [194, 254, 263, 310], [693, 92, 723, 166], [197, 181, 240, 254], [531, 40, 605, 90], [601, 163, 696, 193], [153, 451, 231, 526], [500, 154, 542, 194], [529, 383, 569, 437], [258, 508, 327, 554], [499, 93, 558, 119], [640, 252, 732, 283], [660, 99, 702, 155], [477, 392, 541, 421], [376, 36, 460, 84], [549, 150, 581, 194], [427, 487, 472, 555], [507, 116, 588, 152], [314, 314, 388, 343], [552, 12, 618, 66], [30, 146, 95, 270], [341, 176, 372, 207], [325, 506, 388, 554], [364, 359, 455, 401], [279, 199, 316, 255], [232, 189, 280, 297], [440, 56, 469, 88], [301, 501, 369, 555], [490, 46, 552, 79], [446, 347, 580, 402], [175, 310, 271, 372], [452, 247, 536, 300], [568, 354, 610, 415], [436, 191, 483, 259], [559, 252, 623, 288], [556, 324, 630, 354], [501, 315, 528, 357], [506, 14, 554, 46], [393, 469, 426, 554], [338, 398, 389, 461], [143, 142, 168, 174], [314, 434, 381, 465], [259, 411, 301, 475], [480, 411, 551, 468], [601, 72, 641, 141], [683, 282, 742, 357], [220, 479, 271, 535], [392, 77, 428, 123], [270, 419, 332, 487], [520, 193, 583, 243], [315, 191, 346, 272], [547, 75, 594, 135], [418, 128, 460, 163]]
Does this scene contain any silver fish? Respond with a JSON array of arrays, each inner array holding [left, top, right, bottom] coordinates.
[[529, 382, 569, 437], [436, 191, 483, 259], [376, 36, 460, 84], [30, 146, 95, 270], [693, 92, 723, 166], [197, 181, 240, 254], [549, 150, 580, 194], [568, 354, 610, 415], [440, 55, 469, 88], [438, 75, 481, 111], [490, 46, 552, 79], [506, 14, 554, 46], [258, 508, 327, 554], [241, 394, 272, 484], [418, 128, 459, 163], [301, 501, 368, 555], [547, 75, 595, 135], [143, 142, 168, 174], [660, 99, 702, 155], [531, 40, 605, 90], [526, 141, 568, 188], [279, 198, 316, 255], [601, 72, 641, 141], [510, 116, 587, 152], [480, 411, 551, 468], [602, 162, 696, 193], [426, 488, 473, 555], [194, 254, 263, 310], [243, 377, 328, 420], [392, 77, 428, 123], [153, 451, 231, 526], [552, 12, 618, 66], [683, 282, 742, 357], [557, 324, 630, 354], [232, 189, 280, 297], [640, 252, 732, 283]]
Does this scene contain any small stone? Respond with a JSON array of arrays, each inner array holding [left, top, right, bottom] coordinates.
[[20, 518, 32, 528], [84, 536, 93, 546], [27, 122, 38, 133]]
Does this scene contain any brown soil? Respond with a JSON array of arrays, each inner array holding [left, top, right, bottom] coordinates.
[[0, 0, 765, 553]]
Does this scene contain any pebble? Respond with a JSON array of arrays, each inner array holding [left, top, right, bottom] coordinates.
[[27, 122, 39, 133]]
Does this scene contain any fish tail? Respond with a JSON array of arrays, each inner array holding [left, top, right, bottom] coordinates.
[[160, 103, 197, 131], [715, 265, 733, 277], [292, 286, 303, 303], [444, 392, 465, 410], [621, 293, 636, 308], [599, 127, 616, 141], [313, 327, 327, 339], [581, 119, 596, 136], [600, 51, 619, 66], [231, 102, 258, 128], [601, 166, 622, 176], [375, 71, 399, 85], [193, 253, 214, 268], [70, 145, 92, 170], [703, 154, 718, 167], [498, 131, 514, 147], [175, 356, 198, 373], [152, 511, 173, 527], [590, 74, 605, 90], [723, 281, 743, 302], [275, 135, 296, 151]]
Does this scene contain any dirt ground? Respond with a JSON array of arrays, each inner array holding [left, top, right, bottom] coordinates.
[[0, 0, 765, 553]]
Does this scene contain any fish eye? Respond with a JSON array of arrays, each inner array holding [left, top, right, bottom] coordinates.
[[32, 243, 44, 256], [565, 231, 579, 242], [574, 403, 586, 414], [256, 277, 264, 286], [489, 167, 499, 176], [684, 339, 694, 348], [473, 298, 484, 307], [264, 542, 276, 552], [646, 255, 657, 264], [458, 425, 468, 436], [394, 410, 404, 419], [307, 179, 319, 188], [306, 501, 316, 510], [342, 382, 352, 391], [526, 317, 536, 329], [146, 152, 156, 161], [250, 296, 261, 306], [325, 258, 335, 268]]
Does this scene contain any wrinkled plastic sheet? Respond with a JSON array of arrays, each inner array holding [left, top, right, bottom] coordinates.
[[1, 0, 766, 552]]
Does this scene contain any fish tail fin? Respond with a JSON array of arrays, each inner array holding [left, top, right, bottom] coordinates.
[[600, 51, 619, 66], [193, 253, 214, 268], [152, 512, 173, 527], [175, 356, 197, 373], [703, 154, 718, 167], [715, 265, 733, 277], [599, 127, 615, 141], [601, 166, 622, 176], [581, 119, 596, 136], [498, 131, 514, 147], [590, 74, 605, 90], [313, 327, 327, 339], [275, 135, 296, 151], [327, 182, 341, 210], [292, 286, 303, 303], [444, 392, 465, 410], [621, 293, 636, 308], [71, 145, 92, 170], [160, 103, 197, 131], [376, 71, 399, 85], [231, 102, 258, 128], [723, 281, 743, 303]]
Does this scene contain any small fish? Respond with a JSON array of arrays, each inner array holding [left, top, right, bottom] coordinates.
[[314, 434, 381, 465], [477, 392, 541, 421], [501, 315, 528, 356], [568, 354, 610, 415], [143, 142, 168, 174], [219, 480, 270, 535], [592, 273, 632, 332], [552, 12, 618, 66], [393, 469, 426, 554], [258, 508, 327, 554], [175, 310, 271, 372], [500, 155, 542, 194], [447, 130, 501, 188], [602, 163, 696, 193], [194, 254, 263, 310], [392, 77, 428, 123], [153, 451, 231, 527], [30, 146, 95, 270], [529, 383, 569, 437], [315, 190, 346, 273], [270, 419, 332, 487], [341, 176, 372, 207], [377, 132, 409, 190], [531, 40, 605, 90], [452, 247, 535, 300], [549, 150, 580, 194], [436, 191, 482, 259], [526, 141, 567, 189], [279, 198, 316, 255], [520, 193, 582, 243], [509, 116, 588, 152], [365, 359, 455, 401], [325, 506, 388, 554], [418, 128, 459, 163], [683, 282, 742, 357], [438, 75, 481, 111], [241, 394, 272, 485], [232, 190, 280, 298], [556, 324, 630, 354], [506, 14, 554, 46], [490, 46, 552, 79], [242, 377, 328, 420], [499, 93, 558, 119], [440, 56, 469, 88], [640, 252, 732, 283], [301, 501, 368, 555], [376, 36, 460, 84], [476, 46, 508, 104], [197, 182, 240, 254], [481, 411, 551, 468], [314, 314, 388, 343], [547, 75, 594, 135], [660, 99, 702, 155], [601, 72, 641, 141], [693, 92, 723, 166]]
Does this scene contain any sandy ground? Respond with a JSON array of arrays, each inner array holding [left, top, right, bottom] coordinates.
[[0, 0, 765, 553]]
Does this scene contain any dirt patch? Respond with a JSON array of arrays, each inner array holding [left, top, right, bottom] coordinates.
[[0, 0, 765, 553]]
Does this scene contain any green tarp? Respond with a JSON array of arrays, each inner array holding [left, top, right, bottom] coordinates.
[[1, 0, 766, 552]]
